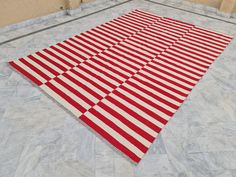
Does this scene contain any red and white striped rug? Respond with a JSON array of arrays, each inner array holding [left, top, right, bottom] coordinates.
[[9, 9, 232, 163]]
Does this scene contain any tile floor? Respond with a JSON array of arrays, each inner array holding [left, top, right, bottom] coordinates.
[[0, 0, 236, 177]]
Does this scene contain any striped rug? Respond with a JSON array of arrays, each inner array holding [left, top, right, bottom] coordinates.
[[9, 9, 232, 163]]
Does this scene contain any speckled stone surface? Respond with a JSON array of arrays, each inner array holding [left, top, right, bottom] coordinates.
[[0, 0, 236, 177]]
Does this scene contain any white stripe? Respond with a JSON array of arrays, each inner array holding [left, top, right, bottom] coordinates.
[[89, 30, 117, 44], [134, 10, 161, 19], [117, 88, 171, 121], [121, 42, 155, 58], [135, 74, 186, 100], [108, 49, 144, 68], [188, 33, 227, 47], [94, 105, 151, 147], [168, 47, 212, 67], [119, 15, 148, 27], [46, 47, 78, 66], [83, 32, 112, 47], [85, 111, 144, 158], [114, 46, 149, 64], [139, 31, 173, 46], [191, 29, 230, 43], [157, 60, 201, 80], [51, 79, 91, 110], [129, 78, 182, 106], [98, 25, 127, 38], [127, 38, 161, 54], [79, 35, 105, 51], [148, 26, 181, 39], [154, 21, 187, 33], [94, 56, 131, 77], [180, 38, 222, 53], [104, 23, 131, 38], [67, 70, 107, 97], [72, 36, 101, 53], [112, 20, 139, 32], [159, 19, 191, 30], [144, 66, 194, 89], [123, 82, 177, 112], [102, 99, 159, 137], [61, 41, 91, 58], [14, 60, 47, 83], [163, 18, 193, 28], [167, 48, 210, 68], [164, 51, 208, 71], [194, 27, 232, 41], [86, 59, 126, 82], [81, 63, 120, 87], [104, 22, 133, 35], [25, 57, 55, 78], [99, 53, 136, 74], [112, 92, 167, 127], [173, 43, 216, 60], [149, 61, 198, 84], [94, 27, 122, 41], [127, 13, 156, 23], [32, 53, 64, 74], [73, 67, 113, 92], [115, 18, 143, 31], [177, 40, 220, 56], [58, 74, 99, 103], [110, 20, 136, 35], [41, 84, 82, 116], [140, 69, 190, 94], [159, 55, 205, 75], [40, 50, 71, 70], [184, 35, 225, 50]]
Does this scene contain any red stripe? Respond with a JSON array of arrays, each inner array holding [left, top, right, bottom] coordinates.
[[70, 68, 110, 95], [57, 43, 87, 61], [81, 33, 109, 48], [98, 101, 155, 142], [96, 54, 135, 75], [80, 115, 141, 163], [89, 108, 148, 153], [9, 61, 42, 86], [75, 35, 104, 51], [64, 40, 94, 57], [46, 81, 87, 113], [119, 85, 174, 116], [104, 49, 141, 70], [151, 60, 200, 82], [142, 67, 192, 92], [54, 77, 95, 106], [113, 90, 168, 124], [63, 72, 103, 100], [126, 80, 179, 109], [69, 37, 98, 55], [36, 51, 67, 72], [147, 62, 196, 86], [91, 58, 129, 80], [84, 61, 123, 84], [43, 48, 75, 67], [20, 58, 51, 81], [107, 96, 162, 133], [79, 65, 116, 89], [87, 30, 115, 45], [28, 55, 59, 76], [50, 45, 81, 65]]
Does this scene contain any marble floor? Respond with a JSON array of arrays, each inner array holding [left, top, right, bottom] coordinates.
[[0, 0, 236, 177]]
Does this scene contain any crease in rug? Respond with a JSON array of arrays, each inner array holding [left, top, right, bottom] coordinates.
[[9, 9, 233, 163]]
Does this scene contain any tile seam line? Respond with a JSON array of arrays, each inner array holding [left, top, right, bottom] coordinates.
[[0, 0, 133, 46], [145, 0, 236, 26]]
